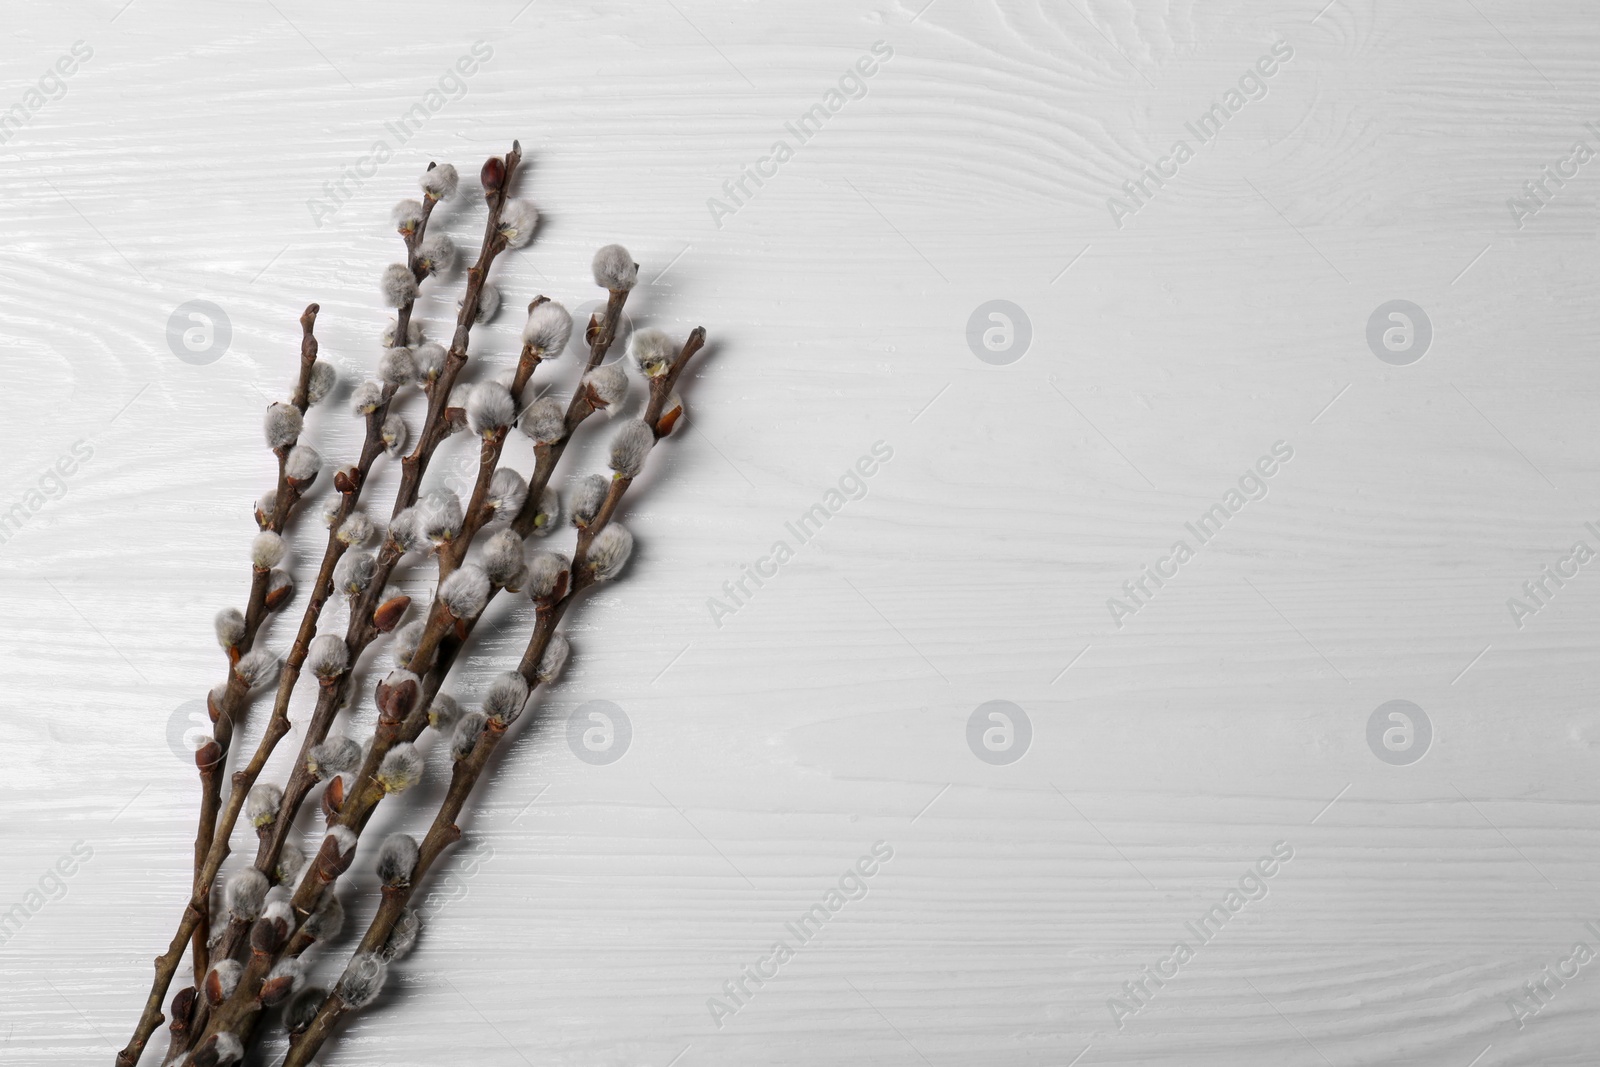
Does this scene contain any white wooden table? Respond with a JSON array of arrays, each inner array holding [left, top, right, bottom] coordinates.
[[2, 1, 1597, 1064]]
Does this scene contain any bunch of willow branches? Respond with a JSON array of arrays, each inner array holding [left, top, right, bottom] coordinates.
[[116, 140, 708, 1067]]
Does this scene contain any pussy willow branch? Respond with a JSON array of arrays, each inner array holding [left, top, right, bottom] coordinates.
[[126, 167, 452, 1067], [281, 329, 705, 1066], [184, 143, 527, 1054], [190, 305, 321, 972], [202, 281, 638, 1062]]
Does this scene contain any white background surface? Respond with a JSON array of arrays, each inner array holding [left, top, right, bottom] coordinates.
[[2, 1, 1598, 1064]]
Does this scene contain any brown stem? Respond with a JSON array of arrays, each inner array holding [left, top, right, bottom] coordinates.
[[283, 326, 709, 1067]]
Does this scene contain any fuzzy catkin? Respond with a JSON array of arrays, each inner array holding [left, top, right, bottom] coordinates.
[[214, 607, 245, 649], [414, 341, 447, 383], [486, 467, 528, 521], [267, 569, 293, 604], [264, 402, 302, 449], [285, 443, 320, 482], [306, 360, 337, 405], [420, 489, 464, 545], [337, 513, 376, 547], [526, 551, 568, 599], [417, 232, 456, 275], [537, 631, 570, 682], [428, 693, 461, 730], [522, 301, 572, 355], [307, 734, 362, 779], [378, 346, 416, 386], [333, 550, 377, 596], [376, 833, 420, 886], [592, 243, 638, 291], [381, 411, 408, 456], [337, 953, 388, 1010], [482, 528, 527, 589], [384, 907, 421, 960], [225, 869, 268, 922], [377, 742, 424, 793], [467, 281, 501, 323], [498, 199, 539, 248], [251, 530, 286, 569], [589, 524, 634, 581], [382, 316, 424, 348], [391, 198, 424, 232], [420, 163, 458, 200], [285, 985, 326, 1033], [520, 395, 566, 444], [583, 362, 628, 409], [393, 619, 424, 668], [246, 783, 282, 829], [467, 381, 515, 436], [482, 671, 529, 724], [380, 264, 418, 307], [277, 840, 307, 886], [609, 420, 654, 478], [235, 649, 280, 688], [351, 379, 385, 417], [439, 564, 490, 618], [306, 634, 349, 679], [629, 327, 676, 377], [451, 711, 488, 761], [303, 892, 343, 941], [570, 474, 609, 527], [529, 486, 561, 534]]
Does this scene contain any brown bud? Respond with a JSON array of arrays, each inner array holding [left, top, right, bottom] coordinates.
[[195, 740, 223, 773], [191, 1037, 223, 1067], [313, 830, 358, 881], [203, 967, 227, 1007], [321, 775, 346, 821], [585, 311, 604, 347], [375, 674, 419, 724], [265, 580, 294, 612], [333, 466, 361, 494], [286, 468, 317, 491], [372, 595, 410, 633], [480, 155, 505, 198], [250, 915, 286, 954], [259, 973, 295, 1007], [169, 985, 197, 1033], [655, 405, 683, 437], [444, 405, 468, 435]]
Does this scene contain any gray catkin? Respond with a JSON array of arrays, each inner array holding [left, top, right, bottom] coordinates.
[[337, 953, 388, 1010], [438, 564, 490, 618], [420, 489, 464, 545], [264, 402, 303, 449], [486, 467, 528, 520], [337, 513, 376, 547], [525, 550, 568, 599], [277, 840, 307, 885], [628, 327, 676, 377], [246, 783, 282, 828], [306, 360, 337, 405], [582, 362, 628, 409], [377, 742, 424, 793], [414, 341, 447, 383], [307, 734, 362, 778], [529, 486, 561, 534], [393, 619, 424, 668], [382, 316, 424, 348], [214, 607, 246, 649], [482, 671, 529, 725], [376, 833, 420, 886], [467, 381, 515, 435], [235, 649, 280, 688], [303, 892, 344, 941], [428, 693, 461, 730], [285, 444, 320, 482], [381, 411, 408, 456], [420, 162, 458, 200], [225, 869, 268, 922], [569, 474, 609, 526], [520, 395, 567, 444], [589, 524, 634, 581], [351, 379, 385, 416], [378, 346, 416, 387], [482, 528, 527, 589], [388, 508, 425, 553], [609, 420, 654, 478], [537, 632, 570, 683], [418, 232, 456, 275], [592, 243, 638, 291], [380, 264, 418, 307], [499, 199, 539, 249], [391, 198, 424, 231], [451, 711, 488, 761], [522, 301, 572, 355], [306, 634, 349, 679], [333, 550, 377, 596], [285, 984, 326, 1033], [251, 530, 286, 568]]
